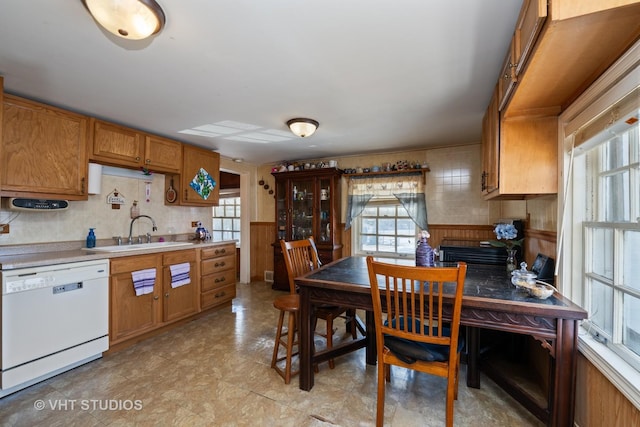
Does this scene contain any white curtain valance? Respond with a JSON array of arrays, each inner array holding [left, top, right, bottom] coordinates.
[[346, 173, 424, 197]]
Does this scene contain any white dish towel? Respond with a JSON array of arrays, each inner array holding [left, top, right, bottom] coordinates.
[[131, 268, 156, 296], [170, 262, 191, 288]]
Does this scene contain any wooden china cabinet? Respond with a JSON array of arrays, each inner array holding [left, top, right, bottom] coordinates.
[[271, 167, 343, 291]]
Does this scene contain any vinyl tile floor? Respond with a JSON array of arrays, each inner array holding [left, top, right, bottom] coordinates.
[[0, 282, 544, 426]]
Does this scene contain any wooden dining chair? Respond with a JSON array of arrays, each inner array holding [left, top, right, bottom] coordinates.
[[366, 256, 467, 427], [280, 238, 356, 369]]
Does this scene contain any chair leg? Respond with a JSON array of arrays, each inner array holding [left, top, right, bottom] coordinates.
[[271, 309, 299, 384], [283, 311, 296, 384], [271, 309, 285, 369], [376, 360, 386, 427], [445, 359, 460, 427], [454, 357, 460, 400], [326, 316, 335, 369], [446, 376, 455, 427], [346, 308, 357, 338]]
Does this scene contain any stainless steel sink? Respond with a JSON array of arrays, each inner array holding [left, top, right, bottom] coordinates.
[[82, 241, 194, 253]]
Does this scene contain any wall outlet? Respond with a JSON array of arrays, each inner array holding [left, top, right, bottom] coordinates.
[[191, 221, 199, 227], [0, 224, 9, 234]]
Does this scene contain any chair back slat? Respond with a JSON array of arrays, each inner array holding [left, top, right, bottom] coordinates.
[[280, 238, 320, 295], [367, 258, 467, 352]]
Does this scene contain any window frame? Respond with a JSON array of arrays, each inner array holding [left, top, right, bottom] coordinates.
[[351, 198, 418, 258], [211, 196, 241, 244], [559, 40, 640, 409]]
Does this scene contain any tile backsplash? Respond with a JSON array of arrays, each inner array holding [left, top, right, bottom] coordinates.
[[0, 170, 212, 246]]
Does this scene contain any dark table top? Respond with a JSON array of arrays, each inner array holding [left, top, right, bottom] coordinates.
[[297, 256, 587, 319]]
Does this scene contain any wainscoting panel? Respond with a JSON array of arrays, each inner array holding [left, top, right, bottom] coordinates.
[[523, 229, 556, 267], [575, 353, 640, 427]]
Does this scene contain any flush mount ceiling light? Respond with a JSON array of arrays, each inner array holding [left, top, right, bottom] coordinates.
[[82, 0, 165, 40], [287, 118, 319, 138]]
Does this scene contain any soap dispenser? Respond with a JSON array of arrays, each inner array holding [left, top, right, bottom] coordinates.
[[130, 200, 140, 219], [86, 228, 96, 248]]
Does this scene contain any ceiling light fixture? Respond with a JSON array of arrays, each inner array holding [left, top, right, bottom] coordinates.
[[82, 0, 166, 40], [287, 118, 319, 138]]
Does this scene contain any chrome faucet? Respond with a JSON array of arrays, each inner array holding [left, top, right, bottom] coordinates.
[[128, 215, 158, 244]]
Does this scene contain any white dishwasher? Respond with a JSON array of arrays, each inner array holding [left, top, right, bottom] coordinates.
[[1, 259, 109, 397]]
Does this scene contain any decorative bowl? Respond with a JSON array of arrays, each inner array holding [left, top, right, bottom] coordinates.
[[528, 282, 555, 299]]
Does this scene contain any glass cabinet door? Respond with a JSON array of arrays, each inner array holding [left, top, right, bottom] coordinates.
[[276, 180, 287, 240], [290, 178, 314, 240], [318, 177, 332, 243]]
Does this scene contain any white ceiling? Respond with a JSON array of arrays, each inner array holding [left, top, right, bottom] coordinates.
[[0, 1, 523, 166]]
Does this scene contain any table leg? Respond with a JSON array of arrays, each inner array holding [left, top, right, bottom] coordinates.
[[466, 326, 480, 388], [365, 310, 376, 365], [551, 319, 578, 427], [299, 287, 313, 391]]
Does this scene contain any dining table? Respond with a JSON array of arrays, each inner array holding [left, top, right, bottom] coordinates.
[[295, 256, 588, 427]]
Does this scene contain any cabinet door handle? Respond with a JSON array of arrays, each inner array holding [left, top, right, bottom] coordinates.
[[214, 277, 226, 283], [153, 295, 159, 300], [145, 159, 151, 164], [165, 293, 169, 298], [135, 156, 141, 161], [215, 291, 226, 298], [215, 262, 225, 268]]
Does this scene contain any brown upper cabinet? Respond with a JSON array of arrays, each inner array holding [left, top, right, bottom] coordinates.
[[481, 101, 558, 200], [89, 118, 182, 174], [481, 86, 499, 195], [1, 95, 89, 200], [501, 0, 640, 116], [497, 0, 547, 111], [144, 134, 183, 174], [166, 144, 220, 207], [482, 0, 640, 199]]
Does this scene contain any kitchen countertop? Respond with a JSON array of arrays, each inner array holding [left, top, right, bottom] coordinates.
[[0, 240, 236, 270]]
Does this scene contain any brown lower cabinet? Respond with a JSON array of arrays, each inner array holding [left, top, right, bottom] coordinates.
[[110, 249, 198, 346], [200, 243, 236, 310], [109, 244, 237, 348], [162, 250, 199, 323]]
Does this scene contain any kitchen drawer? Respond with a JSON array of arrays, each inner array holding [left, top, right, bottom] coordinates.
[[163, 249, 196, 266], [201, 243, 235, 259], [201, 254, 235, 276], [201, 284, 235, 310], [201, 270, 235, 292], [110, 254, 158, 274]]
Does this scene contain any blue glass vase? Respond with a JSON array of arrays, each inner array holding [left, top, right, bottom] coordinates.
[[416, 236, 435, 267]]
